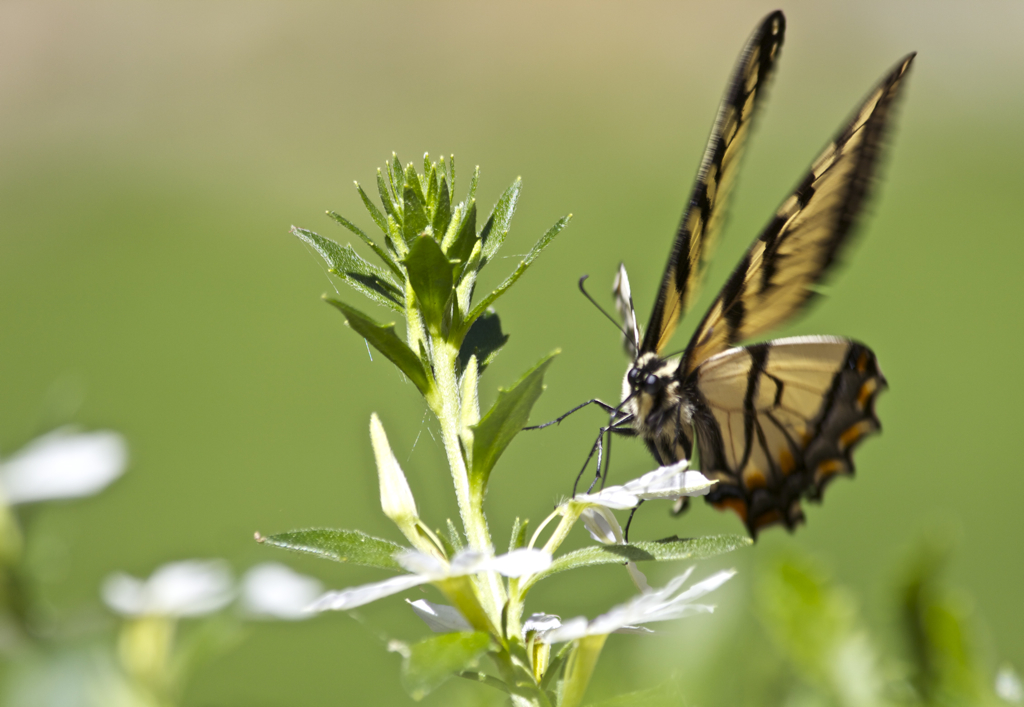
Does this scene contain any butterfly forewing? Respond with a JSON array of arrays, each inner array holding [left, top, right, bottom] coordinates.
[[679, 53, 915, 377], [641, 11, 785, 356], [687, 337, 886, 536]]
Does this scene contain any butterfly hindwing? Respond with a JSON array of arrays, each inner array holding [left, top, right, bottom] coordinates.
[[686, 336, 886, 536], [641, 11, 785, 356], [680, 53, 915, 377]]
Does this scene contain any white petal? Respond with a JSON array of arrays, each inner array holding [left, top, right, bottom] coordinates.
[[447, 550, 489, 576], [101, 573, 147, 616], [145, 560, 235, 617], [407, 599, 472, 633], [241, 563, 323, 620], [396, 550, 449, 579], [308, 573, 427, 612], [0, 428, 127, 504], [626, 562, 650, 593], [622, 464, 714, 500], [523, 613, 562, 634], [482, 548, 552, 578], [612, 625, 655, 634], [574, 486, 640, 510], [540, 616, 590, 643], [667, 569, 736, 604], [580, 507, 624, 545]]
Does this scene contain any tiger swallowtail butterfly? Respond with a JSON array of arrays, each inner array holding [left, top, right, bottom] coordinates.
[[549, 12, 913, 538]]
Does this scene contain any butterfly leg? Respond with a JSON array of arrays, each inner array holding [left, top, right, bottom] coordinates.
[[623, 500, 644, 542], [523, 399, 618, 430]]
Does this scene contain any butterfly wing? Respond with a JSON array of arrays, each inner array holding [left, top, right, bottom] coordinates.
[[686, 336, 886, 537], [679, 53, 915, 377], [640, 11, 786, 356]]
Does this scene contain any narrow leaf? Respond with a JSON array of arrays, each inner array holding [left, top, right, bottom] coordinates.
[[403, 185, 431, 244], [293, 227, 403, 312], [377, 169, 398, 220], [325, 297, 433, 398], [448, 154, 456, 202], [432, 178, 452, 239], [390, 154, 404, 202], [467, 165, 480, 206], [426, 163, 438, 209], [469, 352, 557, 498], [508, 517, 529, 553], [401, 632, 492, 700], [445, 519, 465, 554], [258, 528, 406, 571], [328, 209, 403, 279], [480, 178, 522, 262], [404, 236, 455, 336], [447, 201, 478, 276], [464, 215, 571, 327], [521, 535, 751, 592]]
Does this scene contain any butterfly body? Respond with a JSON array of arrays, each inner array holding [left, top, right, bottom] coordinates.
[[591, 11, 912, 538]]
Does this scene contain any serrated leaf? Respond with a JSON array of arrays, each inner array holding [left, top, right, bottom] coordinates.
[[293, 227, 403, 312], [259, 528, 406, 571], [404, 236, 455, 336], [432, 179, 452, 238], [458, 309, 508, 374], [403, 185, 431, 244], [401, 632, 492, 700], [469, 352, 557, 500], [377, 169, 398, 221], [325, 297, 433, 399], [328, 209, 403, 279], [480, 178, 522, 262], [520, 535, 751, 593], [464, 215, 571, 328]]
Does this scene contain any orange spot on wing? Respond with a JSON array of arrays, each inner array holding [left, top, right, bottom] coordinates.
[[742, 467, 767, 489], [713, 497, 748, 523], [753, 509, 783, 531], [857, 378, 878, 410], [857, 350, 870, 373], [839, 420, 873, 451], [814, 458, 846, 484], [778, 449, 795, 475]]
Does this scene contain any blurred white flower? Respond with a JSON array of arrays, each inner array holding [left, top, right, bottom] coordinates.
[[407, 598, 472, 633], [997, 665, 1023, 704], [240, 563, 323, 621], [0, 427, 127, 505], [309, 548, 552, 613], [540, 566, 736, 643], [572, 461, 713, 510], [102, 560, 234, 618], [523, 613, 562, 635]]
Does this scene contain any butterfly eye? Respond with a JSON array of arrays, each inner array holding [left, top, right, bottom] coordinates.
[[644, 374, 660, 392], [627, 368, 640, 386]]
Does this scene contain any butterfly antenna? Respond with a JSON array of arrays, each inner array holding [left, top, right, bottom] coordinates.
[[578, 275, 631, 341]]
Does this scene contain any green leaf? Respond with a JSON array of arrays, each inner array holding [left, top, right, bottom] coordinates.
[[324, 297, 433, 399], [355, 182, 389, 235], [293, 227, 403, 312], [464, 215, 571, 328], [404, 236, 454, 336], [426, 162, 439, 209], [258, 528, 406, 571], [458, 309, 508, 374], [469, 352, 557, 500], [400, 632, 492, 701], [445, 518, 465, 554], [432, 178, 452, 238], [403, 185, 431, 243], [446, 201, 477, 276], [390, 154, 404, 202], [377, 169, 398, 221], [508, 517, 529, 553], [328, 209, 403, 279], [448, 154, 456, 202], [521, 535, 751, 593], [480, 178, 522, 262], [467, 165, 480, 205]]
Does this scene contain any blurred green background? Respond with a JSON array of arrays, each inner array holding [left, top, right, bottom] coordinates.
[[1, 1, 1022, 704]]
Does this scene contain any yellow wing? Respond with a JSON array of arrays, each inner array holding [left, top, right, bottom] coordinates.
[[680, 53, 915, 376], [688, 336, 886, 537], [640, 11, 785, 355]]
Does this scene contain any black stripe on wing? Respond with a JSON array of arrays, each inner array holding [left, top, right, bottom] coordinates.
[[640, 11, 785, 356], [685, 337, 886, 538], [680, 53, 915, 377]]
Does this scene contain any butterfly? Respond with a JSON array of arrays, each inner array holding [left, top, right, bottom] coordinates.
[[546, 11, 914, 538]]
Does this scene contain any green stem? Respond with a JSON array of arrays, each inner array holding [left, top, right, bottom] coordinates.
[[431, 341, 506, 623]]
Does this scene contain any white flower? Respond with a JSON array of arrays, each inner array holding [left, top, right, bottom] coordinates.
[[580, 506, 651, 592], [102, 560, 234, 618], [309, 548, 552, 613], [240, 563, 324, 620], [407, 598, 473, 633], [572, 461, 714, 510], [523, 613, 563, 635], [0, 428, 127, 505], [540, 566, 736, 643], [997, 665, 1023, 704]]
